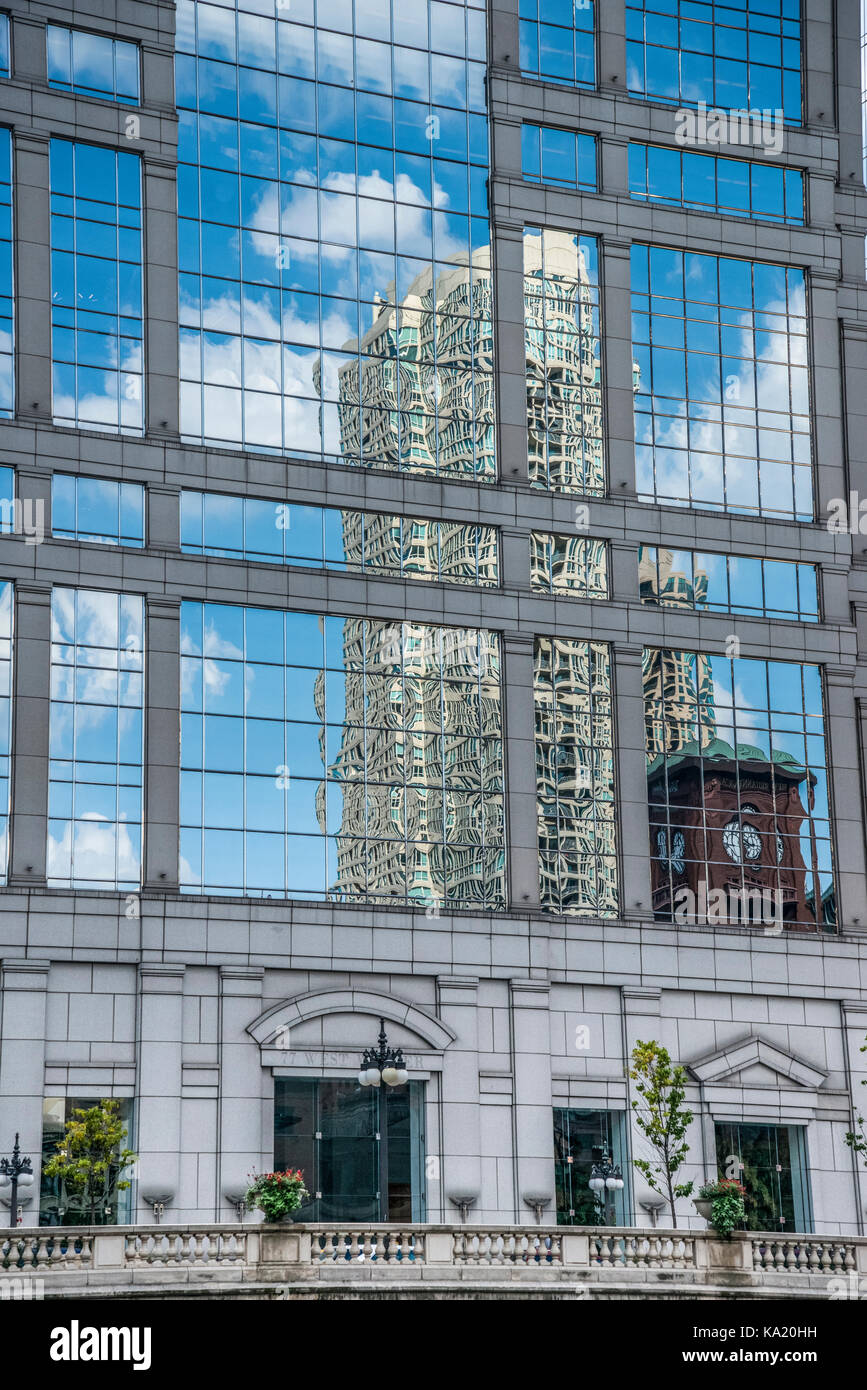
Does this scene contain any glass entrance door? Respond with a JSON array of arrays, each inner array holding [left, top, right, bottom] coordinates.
[[714, 1122, 812, 1232], [274, 1078, 425, 1223]]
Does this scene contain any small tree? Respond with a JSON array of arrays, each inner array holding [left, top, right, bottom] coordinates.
[[844, 1034, 867, 1167], [629, 1039, 694, 1229], [42, 1099, 136, 1225]]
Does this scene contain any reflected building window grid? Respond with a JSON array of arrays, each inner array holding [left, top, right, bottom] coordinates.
[[49, 140, 144, 435], [525, 227, 603, 494], [534, 636, 618, 917], [175, 0, 495, 477], [46, 25, 141, 105], [179, 602, 505, 907], [626, 0, 802, 123], [52, 474, 146, 549], [643, 648, 835, 931], [530, 532, 608, 598], [519, 0, 596, 89], [632, 244, 812, 520], [180, 489, 498, 587], [47, 588, 145, 890], [522, 124, 597, 190], [638, 544, 819, 623], [628, 142, 804, 226], [0, 128, 13, 418]]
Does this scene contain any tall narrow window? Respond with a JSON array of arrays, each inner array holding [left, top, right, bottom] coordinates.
[[519, 1, 595, 88], [176, 0, 494, 476], [534, 637, 617, 916], [632, 246, 811, 520], [0, 128, 13, 417], [50, 141, 144, 434], [525, 228, 603, 494], [48, 589, 144, 889]]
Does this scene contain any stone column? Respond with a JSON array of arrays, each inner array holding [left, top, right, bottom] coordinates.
[[597, 0, 627, 95], [10, 14, 47, 84], [9, 581, 52, 887], [136, 964, 185, 1220], [143, 595, 180, 891], [219, 966, 266, 1217], [842, 999, 867, 1236], [146, 484, 181, 553], [503, 630, 540, 911], [610, 539, 640, 603], [601, 237, 636, 496], [510, 978, 553, 1221], [802, 0, 834, 131], [613, 642, 652, 922], [500, 525, 531, 592], [15, 467, 51, 543], [436, 976, 482, 1222], [143, 156, 180, 439], [13, 131, 52, 424], [600, 136, 629, 199], [489, 0, 520, 68], [824, 666, 867, 932], [493, 223, 528, 485], [0, 960, 50, 1227]]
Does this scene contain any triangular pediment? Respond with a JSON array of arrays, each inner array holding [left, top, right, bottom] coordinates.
[[687, 1036, 827, 1090]]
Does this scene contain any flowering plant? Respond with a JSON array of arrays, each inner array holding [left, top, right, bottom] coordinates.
[[697, 1178, 747, 1239], [244, 1169, 309, 1222]]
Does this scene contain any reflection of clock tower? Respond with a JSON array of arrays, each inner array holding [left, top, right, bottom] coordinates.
[[648, 740, 816, 926]]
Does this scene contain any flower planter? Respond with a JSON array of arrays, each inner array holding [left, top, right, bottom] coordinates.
[[693, 1198, 713, 1221]]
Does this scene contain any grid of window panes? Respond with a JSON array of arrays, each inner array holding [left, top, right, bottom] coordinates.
[[49, 141, 144, 435], [52, 475, 145, 548], [181, 490, 498, 586], [522, 124, 596, 190], [175, 0, 494, 475], [180, 603, 505, 905], [519, 0, 595, 88], [639, 545, 818, 622], [530, 533, 608, 598], [0, 128, 13, 418], [644, 650, 834, 932], [0, 16, 9, 79], [626, 0, 802, 123], [48, 589, 144, 890], [525, 228, 603, 494], [632, 246, 811, 520], [534, 637, 617, 916], [554, 1109, 628, 1225], [0, 583, 12, 883], [46, 25, 140, 104], [628, 143, 804, 225]]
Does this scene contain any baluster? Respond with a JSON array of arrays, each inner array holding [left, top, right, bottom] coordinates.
[[34, 1235, 51, 1270], [548, 1230, 562, 1264], [773, 1241, 786, 1272], [807, 1243, 820, 1273], [785, 1242, 798, 1272], [348, 1231, 360, 1261], [844, 1244, 856, 1274], [819, 1244, 832, 1273], [49, 1237, 64, 1270], [372, 1229, 386, 1261]]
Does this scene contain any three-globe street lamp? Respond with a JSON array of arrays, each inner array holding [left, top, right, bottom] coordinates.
[[0, 1134, 33, 1229], [358, 1019, 409, 1089], [589, 1145, 624, 1226]]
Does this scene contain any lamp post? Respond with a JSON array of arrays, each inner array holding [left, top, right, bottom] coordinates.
[[589, 1145, 624, 1227], [0, 1135, 33, 1229], [358, 1020, 409, 1223]]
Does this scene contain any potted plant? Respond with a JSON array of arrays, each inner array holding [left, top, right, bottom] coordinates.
[[244, 1169, 309, 1223], [694, 1179, 747, 1239]]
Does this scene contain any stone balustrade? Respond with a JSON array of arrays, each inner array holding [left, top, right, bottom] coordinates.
[[1, 1225, 865, 1299]]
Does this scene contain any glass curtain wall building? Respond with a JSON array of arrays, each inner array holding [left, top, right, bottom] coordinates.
[[0, 0, 865, 1243]]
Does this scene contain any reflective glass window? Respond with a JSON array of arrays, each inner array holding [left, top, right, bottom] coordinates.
[[519, 0, 595, 89], [48, 588, 145, 889], [629, 142, 803, 224], [554, 1109, 629, 1226], [0, 582, 12, 882], [639, 545, 818, 622], [50, 141, 144, 434], [46, 25, 140, 104], [0, 16, 9, 79], [644, 649, 834, 932], [175, 0, 494, 478], [626, 0, 802, 124], [632, 245, 812, 520], [181, 490, 498, 585], [180, 603, 505, 906], [0, 129, 13, 417], [525, 228, 603, 494], [714, 1122, 812, 1232], [534, 637, 617, 916], [530, 533, 607, 597], [52, 474, 145, 548], [522, 124, 597, 190]]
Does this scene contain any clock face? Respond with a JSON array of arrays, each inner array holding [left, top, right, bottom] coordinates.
[[723, 807, 763, 863], [722, 819, 742, 863], [776, 832, 784, 863], [656, 828, 685, 874]]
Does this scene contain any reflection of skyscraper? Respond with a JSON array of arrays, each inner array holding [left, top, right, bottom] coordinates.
[[314, 618, 504, 907], [524, 229, 603, 493], [638, 547, 708, 610], [323, 247, 495, 480]]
